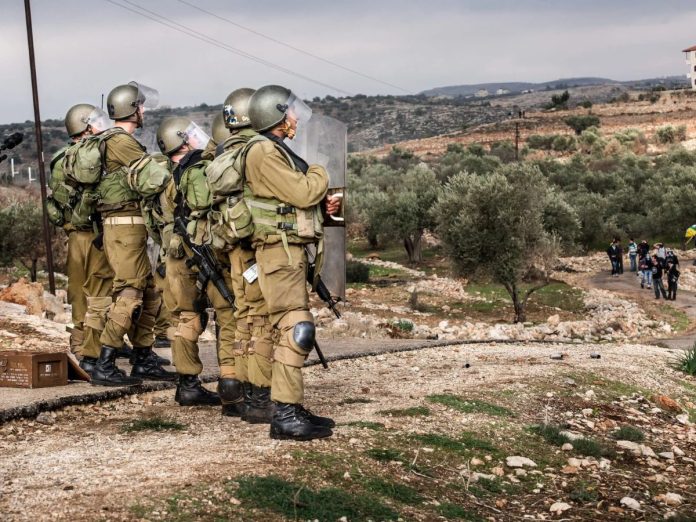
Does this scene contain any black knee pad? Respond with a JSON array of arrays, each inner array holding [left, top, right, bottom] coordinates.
[[292, 321, 316, 351]]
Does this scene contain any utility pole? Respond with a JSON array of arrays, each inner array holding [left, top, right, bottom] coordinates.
[[24, 0, 55, 294], [514, 120, 520, 161]]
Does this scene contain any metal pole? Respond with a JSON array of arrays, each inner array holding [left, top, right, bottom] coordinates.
[[24, 0, 55, 294]]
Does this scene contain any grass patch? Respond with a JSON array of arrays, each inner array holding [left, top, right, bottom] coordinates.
[[437, 502, 484, 520], [612, 425, 645, 442], [121, 416, 186, 433], [529, 424, 570, 446], [369, 265, 407, 278], [235, 475, 398, 521], [661, 305, 691, 333], [379, 406, 431, 417], [362, 477, 423, 505], [338, 397, 374, 405], [675, 343, 696, 376], [365, 447, 406, 463], [391, 318, 414, 332], [412, 432, 498, 456], [569, 482, 599, 503], [572, 438, 615, 459], [344, 421, 385, 431], [426, 394, 513, 417], [529, 282, 585, 313]]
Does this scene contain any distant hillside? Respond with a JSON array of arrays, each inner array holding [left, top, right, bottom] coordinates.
[[422, 76, 687, 98]]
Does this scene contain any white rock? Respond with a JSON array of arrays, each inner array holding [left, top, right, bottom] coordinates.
[[599, 458, 611, 470], [35, 412, 54, 425], [676, 414, 690, 425], [672, 446, 685, 457], [561, 443, 573, 451], [584, 390, 596, 400], [658, 452, 674, 460], [549, 502, 571, 514], [560, 430, 584, 441], [620, 497, 641, 511], [640, 445, 657, 458], [663, 493, 684, 506], [547, 314, 561, 326], [505, 456, 537, 468], [470, 458, 484, 466], [616, 440, 641, 454], [567, 457, 583, 467], [470, 472, 496, 482], [582, 408, 593, 417], [515, 469, 527, 477]]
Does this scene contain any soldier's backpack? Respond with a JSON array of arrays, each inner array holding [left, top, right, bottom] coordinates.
[[204, 135, 263, 246], [46, 147, 75, 227]]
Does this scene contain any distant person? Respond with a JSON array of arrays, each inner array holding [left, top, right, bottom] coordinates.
[[640, 254, 652, 289], [637, 240, 650, 260], [666, 249, 679, 267], [655, 242, 667, 267], [667, 261, 680, 300], [652, 255, 668, 299], [617, 239, 624, 274], [607, 239, 621, 277], [627, 238, 638, 273]]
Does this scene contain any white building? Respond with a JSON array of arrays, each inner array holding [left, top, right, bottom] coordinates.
[[683, 44, 696, 89], [475, 89, 489, 97], [495, 88, 510, 95]]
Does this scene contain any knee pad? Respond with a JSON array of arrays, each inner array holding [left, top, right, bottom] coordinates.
[[84, 296, 113, 332], [108, 288, 143, 330], [137, 287, 161, 330], [292, 321, 315, 351], [176, 311, 204, 342], [274, 310, 315, 368]]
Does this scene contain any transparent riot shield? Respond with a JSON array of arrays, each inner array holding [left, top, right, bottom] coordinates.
[[287, 114, 347, 300]]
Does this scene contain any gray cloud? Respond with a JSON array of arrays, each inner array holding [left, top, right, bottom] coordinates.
[[1, 0, 694, 123]]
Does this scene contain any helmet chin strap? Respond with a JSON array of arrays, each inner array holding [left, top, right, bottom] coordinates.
[[280, 118, 295, 140], [135, 109, 143, 129]]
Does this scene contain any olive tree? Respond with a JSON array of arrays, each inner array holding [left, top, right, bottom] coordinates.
[[435, 164, 559, 322]]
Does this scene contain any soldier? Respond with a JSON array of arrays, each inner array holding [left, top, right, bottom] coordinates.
[[209, 88, 275, 421], [90, 82, 175, 386], [46, 104, 114, 366], [243, 85, 340, 440], [155, 116, 233, 406]]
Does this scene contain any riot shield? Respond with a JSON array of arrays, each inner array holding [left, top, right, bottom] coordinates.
[[287, 114, 347, 300]]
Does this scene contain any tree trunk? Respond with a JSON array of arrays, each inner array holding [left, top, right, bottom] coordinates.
[[367, 229, 379, 249], [403, 230, 424, 264], [30, 258, 38, 282]]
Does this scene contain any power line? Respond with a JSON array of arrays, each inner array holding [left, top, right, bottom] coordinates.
[[103, 0, 352, 96], [176, 0, 410, 94]]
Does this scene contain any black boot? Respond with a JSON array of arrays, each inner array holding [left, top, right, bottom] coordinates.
[[130, 347, 177, 381], [79, 356, 97, 376], [270, 402, 333, 441], [242, 385, 274, 424], [176, 374, 221, 406], [129, 349, 170, 366], [115, 344, 133, 359], [243, 381, 253, 410], [296, 404, 336, 428], [91, 346, 143, 387], [153, 336, 171, 349], [218, 378, 247, 416]]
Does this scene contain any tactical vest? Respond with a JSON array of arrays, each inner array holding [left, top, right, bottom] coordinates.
[[46, 147, 77, 229], [243, 136, 324, 249], [141, 154, 175, 247], [96, 128, 143, 212]]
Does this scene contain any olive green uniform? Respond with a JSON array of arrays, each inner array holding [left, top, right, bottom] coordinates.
[[96, 131, 166, 349], [244, 138, 328, 404]]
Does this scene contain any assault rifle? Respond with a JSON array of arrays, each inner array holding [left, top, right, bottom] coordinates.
[[305, 254, 343, 370], [174, 216, 235, 310]]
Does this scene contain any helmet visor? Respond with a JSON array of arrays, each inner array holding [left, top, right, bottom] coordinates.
[[180, 122, 210, 150], [85, 108, 113, 134], [129, 81, 159, 109], [285, 93, 312, 125]]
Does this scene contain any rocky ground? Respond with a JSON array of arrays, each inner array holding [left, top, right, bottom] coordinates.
[[1, 254, 696, 521]]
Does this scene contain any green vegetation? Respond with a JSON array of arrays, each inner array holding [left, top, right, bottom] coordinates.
[[235, 475, 399, 521], [529, 424, 570, 446], [379, 406, 431, 417], [346, 259, 370, 283], [0, 198, 50, 282], [121, 417, 187, 433], [361, 477, 423, 505], [391, 319, 414, 332], [437, 502, 484, 520], [660, 304, 690, 332], [656, 124, 687, 144], [344, 421, 385, 431], [612, 425, 645, 442], [564, 114, 601, 135], [412, 432, 498, 455], [365, 447, 406, 463], [529, 424, 614, 458], [426, 394, 513, 417], [338, 397, 373, 405], [675, 343, 696, 376]]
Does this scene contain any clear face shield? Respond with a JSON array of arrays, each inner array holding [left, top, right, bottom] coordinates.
[[84, 107, 113, 134], [129, 81, 159, 110], [283, 93, 312, 141], [180, 122, 210, 151]]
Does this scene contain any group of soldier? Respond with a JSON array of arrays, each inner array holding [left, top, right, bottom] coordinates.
[[47, 82, 341, 441]]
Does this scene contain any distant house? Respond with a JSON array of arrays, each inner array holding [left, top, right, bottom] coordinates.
[[683, 44, 696, 89], [475, 89, 489, 98], [495, 88, 510, 95]]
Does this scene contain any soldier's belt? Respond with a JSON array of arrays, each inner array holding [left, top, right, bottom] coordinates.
[[103, 216, 145, 226]]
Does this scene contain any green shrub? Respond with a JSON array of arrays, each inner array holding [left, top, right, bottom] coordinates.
[[612, 425, 645, 442], [527, 134, 556, 150], [676, 343, 696, 376], [551, 135, 577, 152], [656, 125, 687, 144], [346, 260, 370, 283], [564, 115, 601, 135]]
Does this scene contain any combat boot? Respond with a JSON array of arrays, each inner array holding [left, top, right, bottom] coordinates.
[[79, 356, 97, 376], [176, 374, 221, 406], [130, 347, 177, 381], [115, 343, 133, 359], [153, 335, 171, 349], [129, 349, 170, 366], [270, 402, 333, 441], [296, 404, 335, 428], [242, 385, 274, 424], [218, 378, 247, 417], [91, 346, 142, 387]]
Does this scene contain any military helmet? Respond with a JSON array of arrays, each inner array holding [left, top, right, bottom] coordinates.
[[106, 81, 159, 120], [223, 87, 255, 129], [248, 85, 312, 133], [211, 113, 230, 144], [157, 117, 191, 155], [64, 103, 96, 137], [106, 84, 139, 120]]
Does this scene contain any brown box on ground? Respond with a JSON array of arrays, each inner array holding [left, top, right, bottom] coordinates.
[[0, 351, 68, 388]]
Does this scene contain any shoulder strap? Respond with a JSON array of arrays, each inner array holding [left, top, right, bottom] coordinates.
[[50, 147, 68, 171]]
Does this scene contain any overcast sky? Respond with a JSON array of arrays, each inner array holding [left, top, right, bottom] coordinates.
[[1, 0, 695, 124]]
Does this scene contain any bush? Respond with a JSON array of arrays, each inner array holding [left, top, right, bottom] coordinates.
[[551, 135, 577, 152], [675, 343, 696, 376], [489, 140, 517, 163], [656, 125, 687, 144], [564, 115, 601, 135], [578, 100, 593, 109], [346, 260, 370, 283], [527, 134, 556, 150]]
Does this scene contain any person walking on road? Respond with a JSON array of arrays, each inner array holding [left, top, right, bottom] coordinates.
[[607, 238, 621, 277], [627, 238, 638, 273], [652, 255, 668, 299]]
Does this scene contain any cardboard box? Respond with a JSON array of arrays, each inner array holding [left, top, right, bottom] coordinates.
[[0, 351, 68, 388]]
